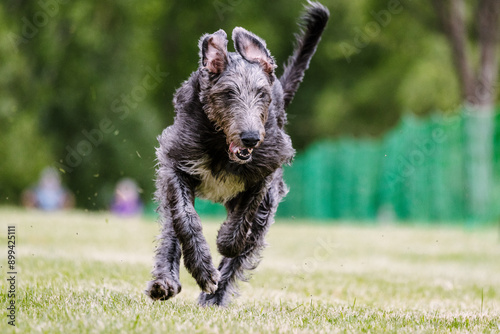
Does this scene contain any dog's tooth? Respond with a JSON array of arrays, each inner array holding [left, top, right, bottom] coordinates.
[[229, 142, 241, 154]]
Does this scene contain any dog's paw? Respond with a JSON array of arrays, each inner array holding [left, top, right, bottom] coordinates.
[[145, 278, 181, 301], [198, 289, 231, 307], [198, 292, 219, 307], [216, 222, 248, 258], [199, 268, 221, 294]]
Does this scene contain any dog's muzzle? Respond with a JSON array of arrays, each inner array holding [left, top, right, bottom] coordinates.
[[229, 142, 253, 161], [240, 131, 260, 148], [228, 131, 262, 162]]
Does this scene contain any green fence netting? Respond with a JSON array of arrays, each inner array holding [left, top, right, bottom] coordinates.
[[194, 112, 500, 223]]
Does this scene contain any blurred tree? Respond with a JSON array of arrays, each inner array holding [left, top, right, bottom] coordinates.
[[298, 0, 462, 143], [2, 1, 164, 208], [0, 0, 497, 212], [0, 3, 54, 203], [432, 0, 500, 221]]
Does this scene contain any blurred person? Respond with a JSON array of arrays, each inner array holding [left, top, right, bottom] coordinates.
[[110, 178, 143, 217], [22, 167, 74, 211]]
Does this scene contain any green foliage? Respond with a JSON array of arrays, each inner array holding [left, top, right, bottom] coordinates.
[[0, 0, 489, 209], [2, 1, 164, 207], [0, 114, 54, 200], [1, 209, 499, 333]]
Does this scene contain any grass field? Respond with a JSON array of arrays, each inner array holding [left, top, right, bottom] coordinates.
[[1, 208, 499, 333]]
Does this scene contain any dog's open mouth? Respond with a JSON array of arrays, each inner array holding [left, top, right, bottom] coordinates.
[[229, 142, 253, 161]]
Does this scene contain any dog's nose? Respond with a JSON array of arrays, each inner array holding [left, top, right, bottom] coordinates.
[[240, 131, 260, 148]]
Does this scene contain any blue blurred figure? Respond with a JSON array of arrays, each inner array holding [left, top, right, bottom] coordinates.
[[22, 167, 74, 211]]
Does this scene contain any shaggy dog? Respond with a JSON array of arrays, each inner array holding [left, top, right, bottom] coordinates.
[[146, 2, 329, 306]]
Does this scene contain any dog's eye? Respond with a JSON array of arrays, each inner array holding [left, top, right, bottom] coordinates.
[[224, 90, 238, 99], [258, 92, 268, 100]]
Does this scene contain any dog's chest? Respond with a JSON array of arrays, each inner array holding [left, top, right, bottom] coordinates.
[[182, 159, 246, 203]]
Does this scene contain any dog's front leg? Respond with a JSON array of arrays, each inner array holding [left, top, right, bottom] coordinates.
[[168, 171, 221, 294], [216, 179, 269, 258], [147, 168, 220, 299], [200, 174, 284, 306], [146, 208, 182, 301], [165, 169, 220, 294]]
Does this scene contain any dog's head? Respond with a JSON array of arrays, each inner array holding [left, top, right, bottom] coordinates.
[[199, 28, 276, 164]]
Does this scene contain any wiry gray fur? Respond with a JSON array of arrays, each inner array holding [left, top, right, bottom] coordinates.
[[145, 2, 329, 307]]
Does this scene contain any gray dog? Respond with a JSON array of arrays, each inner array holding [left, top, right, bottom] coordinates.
[[146, 2, 329, 307]]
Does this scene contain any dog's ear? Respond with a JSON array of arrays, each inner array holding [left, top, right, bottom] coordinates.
[[232, 27, 276, 75], [199, 29, 229, 74]]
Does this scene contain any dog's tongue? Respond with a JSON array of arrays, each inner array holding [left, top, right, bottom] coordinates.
[[229, 142, 240, 154]]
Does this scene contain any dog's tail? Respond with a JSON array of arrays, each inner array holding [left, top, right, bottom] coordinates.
[[280, 1, 329, 109]]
